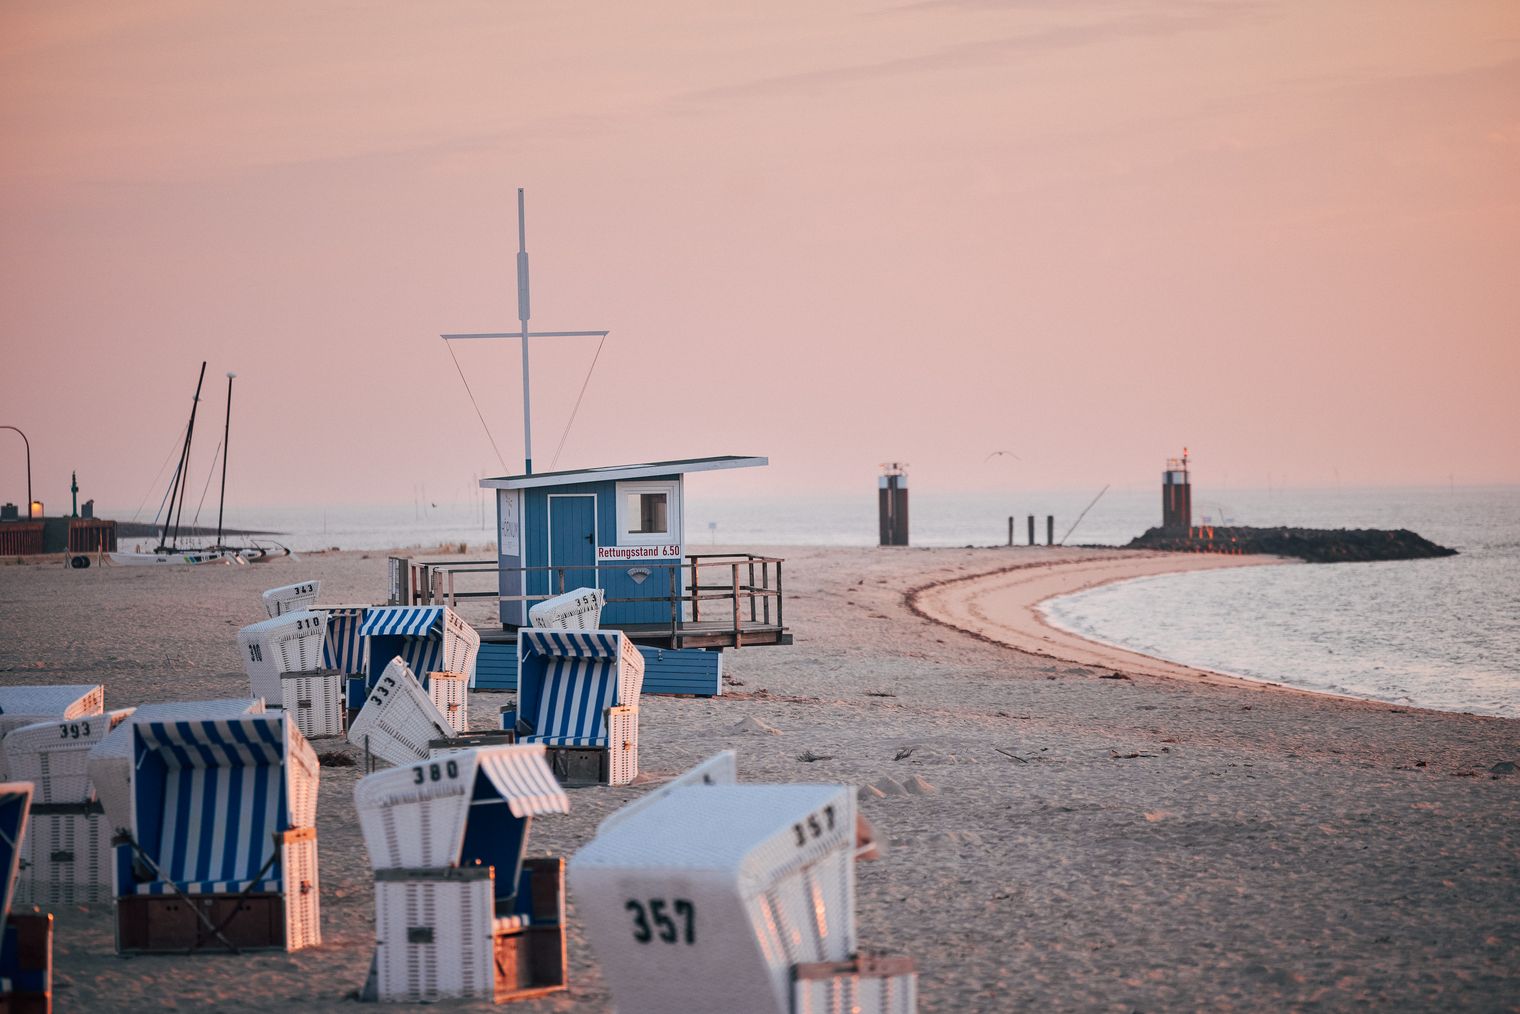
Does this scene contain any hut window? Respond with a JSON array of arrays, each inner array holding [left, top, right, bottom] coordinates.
[[617, 481, 680, 547], [626, 492, 668, 534]]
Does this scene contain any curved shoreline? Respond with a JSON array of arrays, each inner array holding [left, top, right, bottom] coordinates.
[[906, 549, 1385, 703]]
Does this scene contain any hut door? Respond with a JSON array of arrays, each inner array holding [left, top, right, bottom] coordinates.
[[547, 494, 598, 594]]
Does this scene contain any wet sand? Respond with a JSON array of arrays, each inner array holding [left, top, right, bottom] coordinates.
[[0, 546, 1516, 1012]]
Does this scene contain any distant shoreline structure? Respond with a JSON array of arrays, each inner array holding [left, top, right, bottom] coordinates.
[[114, 521, 278, 539], [1126, 525, 1456, 563]]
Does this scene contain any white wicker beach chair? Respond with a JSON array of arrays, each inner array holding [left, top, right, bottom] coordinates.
[[86, 698, 265, 835], [347, 658, 454, 767], [501, 629, 645, 785], [5, 708, 134, 906], [359, 605, 480, 690], [113, 713, 321, 953], [0, 782, 52, 1009], [569, 754, 917, 1014], [528, 587, 605, 630], [0, 684, 106, 780], [237, 609, 327, 705], [3, 708, 134, 803], [354, 744, 570, 1003], [262, 580, 321, 618]]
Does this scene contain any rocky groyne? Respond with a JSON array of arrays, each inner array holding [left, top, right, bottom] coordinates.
[[1126, 526, 1457, 563]]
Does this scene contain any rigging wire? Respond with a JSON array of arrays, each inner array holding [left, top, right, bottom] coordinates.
[[548, 331, 608, 471], [190, 439, 224, 528], [131, 424, 189, 523], [1060, 484, 1111, 545], [150, 456, 185, 529], [445, 339, 510, 472]]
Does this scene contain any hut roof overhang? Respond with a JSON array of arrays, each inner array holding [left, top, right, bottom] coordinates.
[[479, 455, 767, 491]]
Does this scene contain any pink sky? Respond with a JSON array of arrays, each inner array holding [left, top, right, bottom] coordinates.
[[2, 1, 1516, 513]]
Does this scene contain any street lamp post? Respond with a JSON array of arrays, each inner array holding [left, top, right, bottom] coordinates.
[[0, 426, 30, 519]]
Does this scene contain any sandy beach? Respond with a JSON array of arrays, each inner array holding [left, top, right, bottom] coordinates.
[[1, 545, 1516, 1012]]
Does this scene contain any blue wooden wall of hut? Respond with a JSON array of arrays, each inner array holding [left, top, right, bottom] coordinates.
[[500, 476, 682, 628], [476, 641, 721, 696]]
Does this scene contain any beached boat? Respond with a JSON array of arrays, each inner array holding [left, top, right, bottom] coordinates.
[[109, 365, 289, 566]]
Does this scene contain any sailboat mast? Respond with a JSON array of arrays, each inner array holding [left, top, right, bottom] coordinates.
[[169, 361, 209, 549], [215, 371, 236, 547], [517, 188, 534, 475], [160, 361, 207, 550]]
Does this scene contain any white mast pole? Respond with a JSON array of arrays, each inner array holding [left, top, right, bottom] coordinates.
[[516, 188, 534, 474]]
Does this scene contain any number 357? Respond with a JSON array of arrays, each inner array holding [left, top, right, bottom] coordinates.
[[626, 898, 695, 945]]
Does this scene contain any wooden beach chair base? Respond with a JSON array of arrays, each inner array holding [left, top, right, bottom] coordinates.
[[793, 954, 918, 1014], [372, 857, 566, 1004], [114, 828, 321, 954], [518, 705, 638, 786], [0, 912, 54, 1014], [19, 803, 111, 907]]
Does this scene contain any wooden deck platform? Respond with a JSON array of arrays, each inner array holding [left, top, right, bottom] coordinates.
[[477, 619, 791, 651]]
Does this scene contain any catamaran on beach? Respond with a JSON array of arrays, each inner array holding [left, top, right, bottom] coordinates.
[[111, 362, 289, 567]]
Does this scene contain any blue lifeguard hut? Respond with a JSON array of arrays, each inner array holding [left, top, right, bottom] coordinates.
[[482, 456, 765, 628], [425, 191, 791, 696]]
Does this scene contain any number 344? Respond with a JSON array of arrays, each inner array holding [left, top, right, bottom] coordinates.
[[626, 898, 695, 945]]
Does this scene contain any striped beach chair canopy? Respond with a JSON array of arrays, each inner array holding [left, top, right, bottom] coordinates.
[[126, 714, 318, 896], [516, 630, 645, 747], [356, 745, 567, 907], [87, 698, 266, 832], [0, 782, 32, 925], [360, 606, 480, 686], [318, 603, 370, 675]]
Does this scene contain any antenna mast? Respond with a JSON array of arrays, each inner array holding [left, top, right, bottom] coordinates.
[[516, 189, 534, 474]]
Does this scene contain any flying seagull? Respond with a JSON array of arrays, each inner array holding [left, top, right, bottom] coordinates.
[[984, 450, 1022, 462]]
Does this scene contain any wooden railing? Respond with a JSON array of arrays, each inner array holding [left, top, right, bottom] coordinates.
[[388, 553, 785, 645]]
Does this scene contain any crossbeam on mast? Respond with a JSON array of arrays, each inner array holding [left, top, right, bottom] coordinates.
[[442, 330, 609, 341], [443, 189, 607, 475]]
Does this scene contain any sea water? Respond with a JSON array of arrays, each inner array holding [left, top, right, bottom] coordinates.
[[104, 485, 1519, 716]]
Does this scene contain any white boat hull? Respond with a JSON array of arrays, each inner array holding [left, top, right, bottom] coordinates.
[[109, 545, 283, 566]]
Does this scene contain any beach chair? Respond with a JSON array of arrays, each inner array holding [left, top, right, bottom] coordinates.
[[317, 603, 371, 716], [501, 629, 644, 786], [86, 698, 266, 835], [355, 744, 570, 1003], [236, 609, 328, 706], [528, 587, 605, 630], [359, 606, 480, 693], [569, 753, 917, 1014], [5, 709, 134, 907], [113, 714, 321, 954], [0, 685, 105, 781], [347, 658, 454, 767], [0, 783, 53, 1013], [262, 580, 321, 618]]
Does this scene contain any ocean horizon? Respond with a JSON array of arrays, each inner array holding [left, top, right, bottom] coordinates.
[[103, 483, 1519, 718]]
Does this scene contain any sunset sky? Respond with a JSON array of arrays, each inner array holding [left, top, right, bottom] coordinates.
[[2, 1, 1516, 513]]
